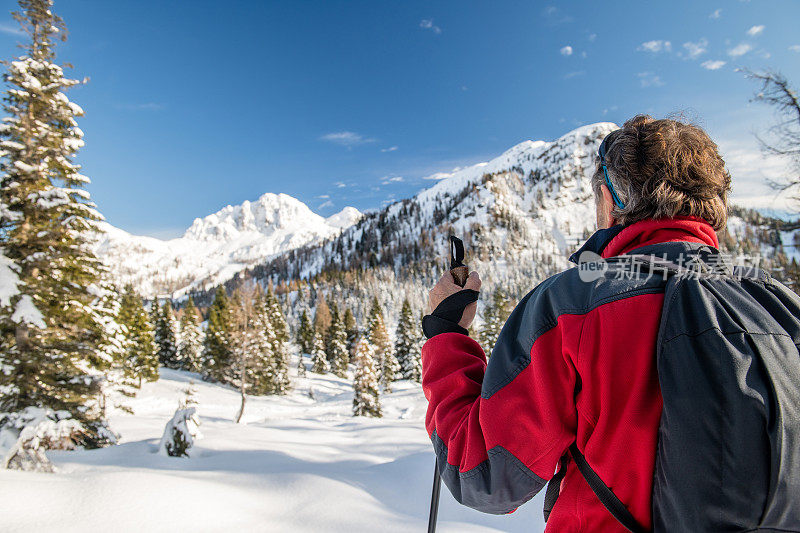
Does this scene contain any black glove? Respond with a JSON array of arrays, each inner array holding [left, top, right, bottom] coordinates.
[[422, 289, 479, 339]]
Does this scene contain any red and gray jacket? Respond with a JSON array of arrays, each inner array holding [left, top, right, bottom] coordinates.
[[421, 217, 721, 531]]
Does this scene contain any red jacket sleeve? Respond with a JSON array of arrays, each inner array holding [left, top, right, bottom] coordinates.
[[421, 288, 581, 514]]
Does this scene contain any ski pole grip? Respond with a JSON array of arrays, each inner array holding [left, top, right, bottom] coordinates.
[[449, 236, 469, 287], [450, 266, 469, 287]]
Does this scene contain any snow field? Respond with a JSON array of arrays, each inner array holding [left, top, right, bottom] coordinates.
[[0, 366, 546, 532]]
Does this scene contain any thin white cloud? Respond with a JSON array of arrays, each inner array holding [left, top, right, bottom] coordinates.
[[317, 194, 330, 199], [637, 72, 664, 88], [683, 38, 708, 59], [334, 181, 346, 188], [728, 42, 752, 57], [746, 25, 765, 37], [721, 139, 793, 213], [381, 146, 398, 153], [319, 131, 376, 147], [560, 45, 573, 56], [542, 6, 573, 25], [638, 40, 671, 53], [709, 9, 722, 19], [788, 45, 800, 53], [564, 70, 585, 79], [701, 60, 727, 70], [380, 176, 404, 185], [318, 200, 334, 209], [419, 19, 441, 34], [0, 23, 23, 36], [588, 33, 597, 42]]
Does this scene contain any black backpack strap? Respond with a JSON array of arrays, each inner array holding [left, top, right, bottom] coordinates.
[[569, 444, 649, 533], [543, 454, 570, 522]]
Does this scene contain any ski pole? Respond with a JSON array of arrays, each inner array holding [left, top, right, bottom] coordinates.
[[427, 235, 470, 533], [428, 460, 442, 533]]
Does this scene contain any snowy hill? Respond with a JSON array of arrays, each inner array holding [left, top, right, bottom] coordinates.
[[93, 193, 362, 298], [0, 367, 547, 532]]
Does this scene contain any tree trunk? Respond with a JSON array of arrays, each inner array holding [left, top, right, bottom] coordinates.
[[235, 390, 246, 423], [235, 351, 247, 423]]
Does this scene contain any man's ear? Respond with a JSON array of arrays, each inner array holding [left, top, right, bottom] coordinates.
[[597, 184, 617, 229]]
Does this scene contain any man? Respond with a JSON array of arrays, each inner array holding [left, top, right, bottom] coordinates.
[[421, 115, 799, 531]]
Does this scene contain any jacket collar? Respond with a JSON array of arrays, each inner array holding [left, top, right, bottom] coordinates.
[[569, 217, 719, 264]]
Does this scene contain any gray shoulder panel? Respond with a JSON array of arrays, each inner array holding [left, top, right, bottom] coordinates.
[[482, 266, 667, 399]]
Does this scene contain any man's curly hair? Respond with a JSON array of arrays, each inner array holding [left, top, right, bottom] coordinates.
[[593, 115, 732, 230]]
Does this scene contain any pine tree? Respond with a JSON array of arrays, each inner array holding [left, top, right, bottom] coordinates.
[[177, 297, 203, 372], [366, 297, 398, 392], [325, 301, 340, 363], [153, 301, 179, 369], [310, 330, 329, 374], [0, 0, 114, 447], [343, 308, 358, 355], [394, 299, 422, 382], [117, 285, 158, 386], [261, 289, 290, 395], [202, 286, 234, 383], [95, 282, 136, 416], [313, 294, 331, 341], [352, 337, 382, 418], [230, 287, 266, 422], [296, 352, 307, 377], [327, 308, 349, 378], [479, 288, 513, 355], [296, 309, 313, 354]]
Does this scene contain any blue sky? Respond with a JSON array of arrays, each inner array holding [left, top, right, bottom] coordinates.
[[2, 1, 800, 237]]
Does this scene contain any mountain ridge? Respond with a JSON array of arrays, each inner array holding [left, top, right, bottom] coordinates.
[[93, 192, 362, 298]]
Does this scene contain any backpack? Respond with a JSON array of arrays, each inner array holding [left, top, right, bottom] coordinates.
[[544, 250, 800, 532]]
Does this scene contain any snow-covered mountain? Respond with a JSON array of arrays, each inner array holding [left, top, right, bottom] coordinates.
[[93, 193, 362, 298], [227, 122, 617, 331]]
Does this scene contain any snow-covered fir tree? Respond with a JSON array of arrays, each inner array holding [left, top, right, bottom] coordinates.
[[327, 308, 349, 378], [158, 406, 201, 458], [152, 301, 179, 369], [0, 0, 115, 448], [117, 284, 158, 387], [394, 299, 422, 382], [352, 337, 382, 418], [310, 329, 329, 374], [260, 289, 290, 395], [366, 297, 398, 392], [296, 309, 313, 355], [202, 285, 234, 383], [96, 283, 136, 415], [479, 288, 513, 356], [177, 296, 203, 372], [264, 287, 288, 345]]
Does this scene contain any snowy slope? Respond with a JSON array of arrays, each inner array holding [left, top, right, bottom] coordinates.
[[93, 193, 361, 298], [0, 367, 547, 532]]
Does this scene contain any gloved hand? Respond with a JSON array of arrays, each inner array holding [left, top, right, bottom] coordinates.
[[422, 270, 481, 338]]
